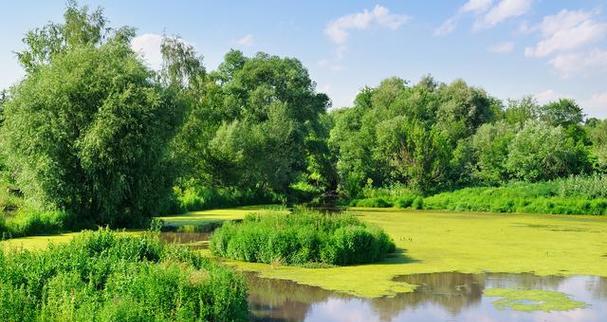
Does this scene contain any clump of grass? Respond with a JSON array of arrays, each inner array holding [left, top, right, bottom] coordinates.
[[485, 288, 587, 312], [0, 228, 249, 321], [210, 210, 396, 266]]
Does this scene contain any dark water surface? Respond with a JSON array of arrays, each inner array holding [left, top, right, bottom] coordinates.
[[160, 232, 607, 322]]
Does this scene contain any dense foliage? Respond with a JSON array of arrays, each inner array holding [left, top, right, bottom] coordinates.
[[1, 3, 184, 228], [0, 229, 248, 321], [329, 79, 596, 198], [210, 211, 395, 265], [1, 2, 607, 240]]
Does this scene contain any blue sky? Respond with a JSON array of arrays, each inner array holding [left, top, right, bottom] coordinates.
[[1, 0, 607, 117]]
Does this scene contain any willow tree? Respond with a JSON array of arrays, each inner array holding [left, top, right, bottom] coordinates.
[[1, 3, 184, 226]]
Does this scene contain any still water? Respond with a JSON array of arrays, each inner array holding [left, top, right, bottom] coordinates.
[[246, 272, 607, 322], [159, 232, 607, 322]]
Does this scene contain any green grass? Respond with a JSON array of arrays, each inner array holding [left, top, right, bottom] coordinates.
[[0, 228, 248, 321], [210, 210, 395, 266], [485, 288, 587, 312], [352, 175, 607, 215]]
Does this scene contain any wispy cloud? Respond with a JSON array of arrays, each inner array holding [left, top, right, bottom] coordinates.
[[435, 0, 531, 36], [488, 41, 515, 53], [549, 49, 607, 77], [525, 9, 607, 58], [474, 0, 533, 29], [131, 33, 164, 70], [534, 89, 570, 105], [461, 0, 494, 14], [322, 5, 408, 73], [325, 5, 409, 45], [582, 91, 607, 117], [236, 34, 255, 47]]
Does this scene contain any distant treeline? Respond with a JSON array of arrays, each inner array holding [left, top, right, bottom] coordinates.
[[1, 3, 606, 235]]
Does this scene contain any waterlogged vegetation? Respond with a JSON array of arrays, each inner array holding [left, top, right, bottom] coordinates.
[[485, 288, 587, 312], [210, 210, 395, 265], [0, 229, 248, 321], [219, 208, 607, 298]]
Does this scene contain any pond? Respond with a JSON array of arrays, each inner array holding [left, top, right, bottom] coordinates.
[[159, 232, 607, 322], [246, 272, 607, 322]]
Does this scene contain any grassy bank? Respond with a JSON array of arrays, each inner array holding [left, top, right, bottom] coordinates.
[[351, 175, 607, 215], [0, 229, 248, 321]]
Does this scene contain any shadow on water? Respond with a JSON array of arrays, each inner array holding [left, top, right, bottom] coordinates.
[[159, 231, 607, 322]]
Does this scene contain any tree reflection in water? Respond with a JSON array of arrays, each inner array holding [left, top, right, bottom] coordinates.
[[247, 271, 607, 322]]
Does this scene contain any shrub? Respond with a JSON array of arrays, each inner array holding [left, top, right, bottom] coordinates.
[[171, 185, 282, 214], [210, 210, 395, 266], [353, 197, 392, 208], [411, 197, 424, 210], [423, 176, 607, 215], [0, 229, 248, 322]]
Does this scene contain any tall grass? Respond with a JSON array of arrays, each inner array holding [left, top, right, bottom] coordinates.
[[169, 186, 283, 214], [350, 175, 607, 215], [0, 229, 249, 321], [210, 210, 396, 266]]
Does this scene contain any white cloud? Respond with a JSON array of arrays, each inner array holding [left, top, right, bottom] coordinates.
[[582, 92, 607, 117], [325, 5, 409, 45], [475, 0, 533, 29], [434, 17, 458, 36], [535, 90, 607, 118], [488, 41, 515, 53], [435, 0, 529, 36], [549, 49, 607, 77], [461, 0, 493, 14], [236, 34, 254, 47], [534, 89, 571, 105], [525, 10, 607, 58], [131, 33, 164, 70]]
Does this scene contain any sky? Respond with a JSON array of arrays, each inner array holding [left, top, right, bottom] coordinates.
[[1, 0, 607, 117]]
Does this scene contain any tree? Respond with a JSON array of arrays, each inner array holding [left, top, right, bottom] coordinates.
[[1, 4, 184, 226], [506, 120, 589, 182], [330, 76, 499, 195], [504, 96, 541, 125], [540, 98, 584, 127], [173, 50, 330, 195], [587, 119, 607, 171], [471, 121, 516, 185]]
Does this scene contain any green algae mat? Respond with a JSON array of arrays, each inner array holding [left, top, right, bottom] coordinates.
[[4, 207, 607, 299], [217, 208, 607, 298]]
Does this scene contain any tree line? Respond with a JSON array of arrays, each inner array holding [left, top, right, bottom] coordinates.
[[0, 3, 606, 228]]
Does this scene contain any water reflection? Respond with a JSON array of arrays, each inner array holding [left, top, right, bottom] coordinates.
[[247, 272, 607, 322], [158, 231, 607, 322], [159, 232, 210, 249]]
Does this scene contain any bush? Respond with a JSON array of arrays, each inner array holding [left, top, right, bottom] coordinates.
[[170, 185, 282, 214], [411, 197, 424, 210], [0, 229, 249, 321], [423, 176, 607, 215], [210, 210, 395, 266], [352, 197, 393, 208]]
